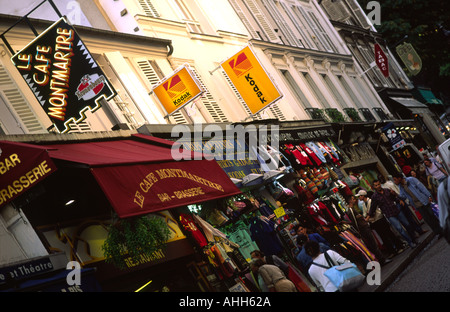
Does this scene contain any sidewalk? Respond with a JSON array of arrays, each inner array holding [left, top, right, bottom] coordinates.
[[357, 223, 436, 292]]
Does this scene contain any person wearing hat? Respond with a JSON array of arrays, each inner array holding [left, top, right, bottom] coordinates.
[[358, 189, 403, 258]]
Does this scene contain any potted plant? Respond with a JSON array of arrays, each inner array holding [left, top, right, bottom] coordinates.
[[102, 214, 171, 269]]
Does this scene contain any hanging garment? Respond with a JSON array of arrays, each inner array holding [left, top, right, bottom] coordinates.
[[305, 142, 327, 164], [179, 213, 208, 248], [193, 214, 240, 248], [317, 142, 339, 164], [228, 226, 260, 261], [323, 141, 340, 161], [299, 143, 323, 166], [281, 146, 303, 170], [307, 203, 329, 226], [249, 217, 284, 256], [285, 144, 312, 166], [339, 230, 376, 262]]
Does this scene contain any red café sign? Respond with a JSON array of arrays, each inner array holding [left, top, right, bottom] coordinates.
[[0, 141, 57, 208], [374, 43, 389, 78]]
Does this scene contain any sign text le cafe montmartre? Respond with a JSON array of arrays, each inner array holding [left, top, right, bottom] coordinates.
[[11, 17, 116, 133]]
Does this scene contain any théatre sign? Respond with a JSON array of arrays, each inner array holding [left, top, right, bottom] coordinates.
[[11, 17, 116, 133]]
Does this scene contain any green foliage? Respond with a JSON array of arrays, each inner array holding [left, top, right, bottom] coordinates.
[[325, 108, 346, 122], [344, 108, 362, 122], [102, 215, 171, 270], [357, 0, 450, 100]]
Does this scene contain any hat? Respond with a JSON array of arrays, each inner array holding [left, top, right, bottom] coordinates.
[[356, 190, 367, 197]]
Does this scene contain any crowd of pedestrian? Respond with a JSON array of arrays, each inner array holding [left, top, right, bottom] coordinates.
[[247, 151, 447, 293]]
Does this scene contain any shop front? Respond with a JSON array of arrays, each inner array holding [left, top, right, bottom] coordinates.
[[0, 132, 243, 292]]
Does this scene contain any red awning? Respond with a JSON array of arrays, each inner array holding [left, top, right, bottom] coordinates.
[[0, 141, 57, 208], [42, 134, 241, 218]]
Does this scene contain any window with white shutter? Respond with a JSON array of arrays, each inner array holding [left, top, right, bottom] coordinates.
[[138, 0, 160, 17], [241, 0, 282, 43], [321, 74, 348, 109], [0, 63, 46, 134], [279, 1, 313, 48], [228, 0, 262, 39], [302, 72, 331, 109], [260, 0, 298, 46], [189, 67, 229, 123], [136, 59, 190, 124], [280, 69, 313, 109], [347, 0, 371, 29]]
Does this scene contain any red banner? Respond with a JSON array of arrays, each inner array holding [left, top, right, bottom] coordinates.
[[0, 141, 57, 208], [374, 43, 389, 78], [91, 160, 241, 218]]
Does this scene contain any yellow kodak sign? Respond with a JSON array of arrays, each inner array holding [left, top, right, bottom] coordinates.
[[221, 46, 282, 115], [152, 65, 203, 116]]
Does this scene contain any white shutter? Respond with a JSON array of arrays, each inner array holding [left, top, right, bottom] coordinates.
[[347, 0, 371, 29], [138, 0, 160, 17], [189, 67, 229, 123], [306, 10, 336, 53], [243, 0, 281, 43], [280, 1, 312, 48], [268, 104, 286, 121], [321, 0, 350, 22], [136, 60, 189, 124], [261, 0, 298, 46], [228, 0, 261, 39], [0, 63, 45, 133]]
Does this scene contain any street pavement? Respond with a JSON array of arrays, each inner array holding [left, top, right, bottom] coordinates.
[[357, 223, 438, 292], [385, 234, 450, 292]]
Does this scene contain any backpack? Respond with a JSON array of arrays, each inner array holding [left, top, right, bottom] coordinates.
[[312, 251, 365, 292]]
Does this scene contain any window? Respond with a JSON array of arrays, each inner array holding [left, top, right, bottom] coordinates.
[[292, 4, 337, 53], [0, 63, 45, 133], [138, 0, 160, 17], [172, 0, 203, 33], [189, 67, 229, 123], [281, 69, 312, 109], [321, 74, 348, 109], [229, 0, 281, 42], [302, 72, 331, 109]]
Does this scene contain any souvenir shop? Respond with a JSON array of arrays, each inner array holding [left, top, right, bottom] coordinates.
[[168, 125, 385, 292]]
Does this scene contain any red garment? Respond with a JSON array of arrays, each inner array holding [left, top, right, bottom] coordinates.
[[299, 143, 322, 166], [179, 213, 208, 247], [307, 201, 339, 226], [285, 144, 312, 166]]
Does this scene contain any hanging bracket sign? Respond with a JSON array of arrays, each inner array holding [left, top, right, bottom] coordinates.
[[11, 17, 116, 133], [152, 65, 204, 117], [220, 46, 283, 115], [374, 43, 389, 78]]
